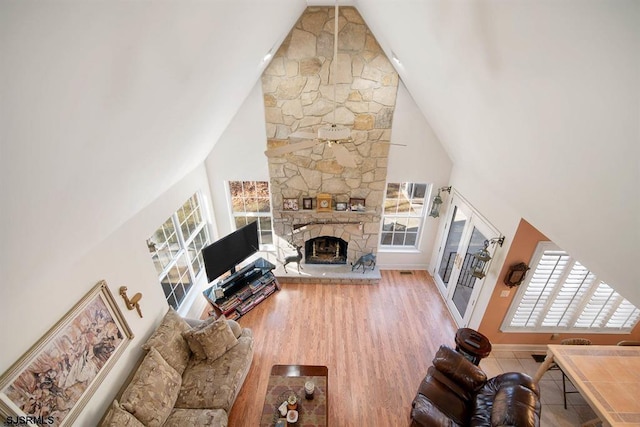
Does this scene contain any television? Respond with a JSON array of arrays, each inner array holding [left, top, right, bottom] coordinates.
[[202, 221, 259, 283]]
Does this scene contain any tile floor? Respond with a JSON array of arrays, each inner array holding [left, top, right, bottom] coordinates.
[[479, 350, 601, 427]]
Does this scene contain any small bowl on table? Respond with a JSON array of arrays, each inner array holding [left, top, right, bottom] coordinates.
[[286, 409, 298, 424]]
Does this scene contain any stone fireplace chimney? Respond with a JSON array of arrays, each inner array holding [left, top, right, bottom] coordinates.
[[260, 6, 399, 266]]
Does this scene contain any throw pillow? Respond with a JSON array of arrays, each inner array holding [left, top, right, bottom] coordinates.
[[142, 307, 191, 374], [181, 315, 222, 360], [120, 347, 182, 427], [227, 319, 242, 338], [101, 400, 145, 427], [190, 316, 238, 361]]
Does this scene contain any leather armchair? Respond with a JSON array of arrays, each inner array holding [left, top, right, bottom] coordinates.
[[410, 345, 541, 427]]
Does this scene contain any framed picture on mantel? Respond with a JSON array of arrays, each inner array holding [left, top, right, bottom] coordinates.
[[283, 198, 299, 211], [350, 198, 366, 212], [316, 194, 332, 212]]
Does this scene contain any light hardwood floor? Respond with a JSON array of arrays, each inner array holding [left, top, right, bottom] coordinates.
[[220, 270, 459, 426]]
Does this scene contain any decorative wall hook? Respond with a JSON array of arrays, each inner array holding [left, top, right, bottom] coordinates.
[[119, 286, 143, 318], [504, 262, 530, 288]]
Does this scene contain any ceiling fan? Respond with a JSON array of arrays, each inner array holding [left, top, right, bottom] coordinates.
[[263, 1, 404, 168], [265, 125, 358, 168]]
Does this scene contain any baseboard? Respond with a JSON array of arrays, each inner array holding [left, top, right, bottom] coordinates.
[[377, 264, 429, 270], [491, 343, 548, 354]]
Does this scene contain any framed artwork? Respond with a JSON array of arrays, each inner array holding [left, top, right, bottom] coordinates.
[[316, 194, 332, 212], [335, 202, 347, 211], [302, 198, 313, 210], [349, 198, 366, 212], [283, 198, 299, 211], [0, 281, 133, 426]]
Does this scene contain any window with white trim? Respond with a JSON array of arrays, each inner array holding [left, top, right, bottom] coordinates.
[[228, 181, 273, 246], [147, 192, 210, 310], [380, 182, 429, 248], [503, 242, 640, 333]]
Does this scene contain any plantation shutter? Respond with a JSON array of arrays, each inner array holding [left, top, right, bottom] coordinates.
[[607, 299, 640, 329], [509, 249, 569, 328], [542, 262, 595, 328], [504, 242, 640, 333]]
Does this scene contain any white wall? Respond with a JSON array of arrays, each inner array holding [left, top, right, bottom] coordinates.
[[0, 0, 304, 304], [381, 82, 453, 269], [205, 81, 272, 239], [358, 0, 640, 305], [0, 165, 213, 425]]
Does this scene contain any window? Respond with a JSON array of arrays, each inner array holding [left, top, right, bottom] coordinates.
[[147, 193, 210, 310], [380, 182, 429, 248], [229, 181, 273, 246], [503, 242, 640, 333]]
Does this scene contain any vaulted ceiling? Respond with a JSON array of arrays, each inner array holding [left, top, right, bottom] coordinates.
[[1, 1, 638, 303]]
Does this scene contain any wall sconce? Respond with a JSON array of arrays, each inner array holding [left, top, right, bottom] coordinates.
[[119, 286, 143, 318], [469, 236, 505, 279], [428, 186, 452, 218], [504, 262, 530, 288]]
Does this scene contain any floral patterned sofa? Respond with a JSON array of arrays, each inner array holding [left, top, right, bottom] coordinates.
[[101, 308, 254, 427]]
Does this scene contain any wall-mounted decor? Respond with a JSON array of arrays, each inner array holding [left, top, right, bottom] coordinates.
[[504, 262, 530, 288], [283, 198, 299, 211], [349, 198, 366, 212], [119, 286, 143, 318], [0, 280, 133, 426], [335, 202, 347, 211], [316, 194, 332, 212], [428, 186, 451, 218], [469, 237, 505, 279], [302, 198, 313, 210]]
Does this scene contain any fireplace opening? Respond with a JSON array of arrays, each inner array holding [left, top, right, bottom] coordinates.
[[305, 236, 348, 265]]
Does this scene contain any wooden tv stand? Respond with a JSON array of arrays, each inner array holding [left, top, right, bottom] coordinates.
[[203, 257, 280, 320]]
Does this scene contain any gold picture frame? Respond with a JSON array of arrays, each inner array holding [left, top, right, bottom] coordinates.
[[316, 193, 332, 212], [0, 280, 133, 426]]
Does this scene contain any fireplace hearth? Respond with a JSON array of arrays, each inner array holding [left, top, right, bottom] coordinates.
[[305, 236, 348, 265]]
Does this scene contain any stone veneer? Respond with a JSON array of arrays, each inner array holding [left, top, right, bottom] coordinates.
[[261, 6, 398, 265]]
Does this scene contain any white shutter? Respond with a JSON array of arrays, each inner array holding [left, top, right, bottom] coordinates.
[[576, 283, 617, 328], [542, 262, 595, 328], [607, 299, 640, 329], [508, 249, 569, 328], [504, 242, 640, 333]]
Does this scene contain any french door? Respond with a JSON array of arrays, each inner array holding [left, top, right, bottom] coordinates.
[[433, 193, 500, 327]]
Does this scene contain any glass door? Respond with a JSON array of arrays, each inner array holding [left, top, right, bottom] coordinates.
[[433, 193, 500, 327], [450, 226, 491, 322], [434, 204, 470, 294]]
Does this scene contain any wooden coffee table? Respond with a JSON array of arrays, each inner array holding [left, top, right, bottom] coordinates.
[[260, 365, 328, 427]]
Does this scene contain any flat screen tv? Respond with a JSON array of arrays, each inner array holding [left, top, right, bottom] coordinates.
[[202, 221, 259, 283]]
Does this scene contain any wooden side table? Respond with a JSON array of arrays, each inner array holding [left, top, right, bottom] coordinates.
[[454, 328, 492, 365]]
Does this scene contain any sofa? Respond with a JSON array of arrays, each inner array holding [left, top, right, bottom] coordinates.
[[101, 308, 253, 427], [410, 345, 541, 427]]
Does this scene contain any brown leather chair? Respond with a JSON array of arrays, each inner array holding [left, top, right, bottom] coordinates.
[[410, 345, 541, 427]]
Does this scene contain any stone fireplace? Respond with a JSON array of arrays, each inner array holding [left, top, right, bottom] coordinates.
[[305, 236, 348, 264], [260, 6, 399, 273]]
